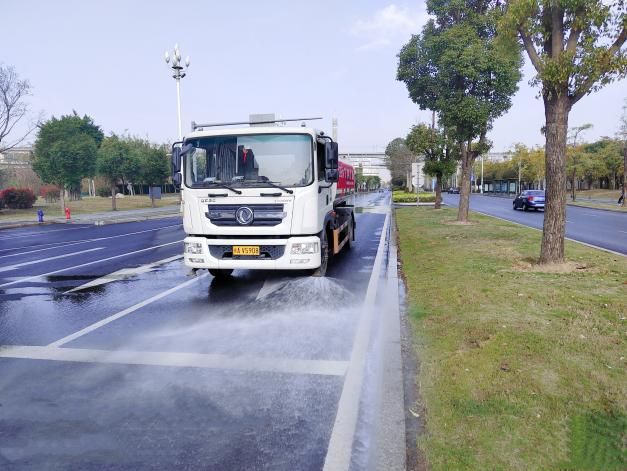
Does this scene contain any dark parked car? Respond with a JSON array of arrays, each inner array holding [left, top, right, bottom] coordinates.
[[513, 190, 545, 211], [448, 187, 460, 194]]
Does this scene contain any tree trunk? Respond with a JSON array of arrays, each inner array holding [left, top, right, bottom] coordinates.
[[151, 193, 156, 208], [622, 145, 627, 207], [59, 185, 65, 214], [457, 150, 473, 222], [434, 174, 442, 209], [571, 168, 576, 201], [111, 185, 117, 211], [540, 95, 570, 264]]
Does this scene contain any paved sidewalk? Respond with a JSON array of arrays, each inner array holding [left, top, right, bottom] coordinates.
[[0, 205, 181, 229]]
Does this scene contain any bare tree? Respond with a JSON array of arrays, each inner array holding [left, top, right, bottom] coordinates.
[[0, 65, 38, 153]]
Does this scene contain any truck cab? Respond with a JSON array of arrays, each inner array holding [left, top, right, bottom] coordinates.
[[171, 118, 355, 277]]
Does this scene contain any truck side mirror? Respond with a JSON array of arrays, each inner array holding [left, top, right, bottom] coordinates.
[[325, 168, 339, 183], [171, 146, 182, 174], [325, 141, 338, 169], [171, 143, 194, 173]]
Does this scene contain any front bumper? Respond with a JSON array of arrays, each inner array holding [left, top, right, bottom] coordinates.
[[183, 235, 322, 270]]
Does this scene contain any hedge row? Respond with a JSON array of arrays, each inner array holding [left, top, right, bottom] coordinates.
[[0, 187, 37, 209], [392, 191, 436, 203]]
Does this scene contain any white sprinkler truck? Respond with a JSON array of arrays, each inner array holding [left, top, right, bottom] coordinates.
[[171, 115, 356, 278]]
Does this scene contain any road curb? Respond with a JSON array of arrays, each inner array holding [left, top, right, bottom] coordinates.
[[567, 202, 627, 213], [371, 211, 407, 471], [0, 210, 181, 230], [469, 209, 626, 257]]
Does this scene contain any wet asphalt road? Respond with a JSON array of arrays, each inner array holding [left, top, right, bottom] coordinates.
[[0, 192, 392, 470], [442, 193, 627, 255]]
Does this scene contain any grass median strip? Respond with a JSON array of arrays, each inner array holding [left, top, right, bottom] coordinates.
[[396, 207, 626, 470]]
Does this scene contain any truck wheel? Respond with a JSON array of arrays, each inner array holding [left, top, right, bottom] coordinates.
[[346, 216, 354, 249], [209, 269, 233, 279], [312, 230, 329, 277]]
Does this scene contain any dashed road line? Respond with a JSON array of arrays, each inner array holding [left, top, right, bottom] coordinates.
[[0, 345, 349, 376], [0, 224, 182, 257], [64, 254, 183, 293], [0, 225, 91, 240], [0, 240, 183, 288], [0, 247, 104, 272], [49, 272, 207, 347]]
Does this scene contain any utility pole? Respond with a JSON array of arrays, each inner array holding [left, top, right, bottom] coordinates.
[[164, 44, 190, 140], [480, 155, 484, 194]]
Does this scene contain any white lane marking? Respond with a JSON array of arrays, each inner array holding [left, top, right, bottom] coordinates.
[[49, 273, 208, 347], [0, 226, 90, 240], [620, 231, 627, 235], [256, 277, 289, 300], [471, 210, 626, 257], [64, 254, 183, 293], [0, 240, 183, 288], [323, 211, 391, 471], [0, 224, 182, 257], [0, 345, 348, 376], [0, 247, 104, 273], [582, 212, 598, 217]]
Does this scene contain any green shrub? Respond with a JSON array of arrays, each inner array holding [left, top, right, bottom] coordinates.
[[96, 187, 111, 198], [393, 191, 436, 203]]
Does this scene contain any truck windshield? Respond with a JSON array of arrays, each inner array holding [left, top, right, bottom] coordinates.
[[184, 134, 313, 189]]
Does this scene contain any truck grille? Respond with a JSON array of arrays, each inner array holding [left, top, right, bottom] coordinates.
[[208, 245, 285, 260], [206, 204, 285, 227]]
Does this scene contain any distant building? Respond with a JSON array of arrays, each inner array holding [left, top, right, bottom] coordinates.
[[0, 146, 33, 169], [339, 152, 391, 184]]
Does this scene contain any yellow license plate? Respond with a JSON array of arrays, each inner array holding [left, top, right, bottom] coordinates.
[[232, 245, 260, 256]]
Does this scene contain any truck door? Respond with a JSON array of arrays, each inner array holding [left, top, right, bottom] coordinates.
[[317, 140, 332, 228]]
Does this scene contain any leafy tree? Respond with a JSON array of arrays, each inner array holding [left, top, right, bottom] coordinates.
[[140, 144, 169, 207], [567, 123, 593, 200], [96, 134, 134, 210], [33, 113, 103, 210], [385, 138, 415, 191], [502, 1, 627, 263], [398, 0, 522, 222], [406, 123, 457, 208]]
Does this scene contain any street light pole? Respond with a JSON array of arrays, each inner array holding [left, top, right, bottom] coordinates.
[[164, 44, 190, 140], [480, 154, 484, 194]]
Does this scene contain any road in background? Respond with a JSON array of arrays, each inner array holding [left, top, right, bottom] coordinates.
[[443, 193, 627, 255], [0, 191, 400, 470]]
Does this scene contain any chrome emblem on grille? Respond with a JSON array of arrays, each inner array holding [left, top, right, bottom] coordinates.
[[235, 206, 254, 225]]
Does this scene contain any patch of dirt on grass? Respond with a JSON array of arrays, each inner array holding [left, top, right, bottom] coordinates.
[[443, 220, 478, 226], [513, 260, 598, 274]]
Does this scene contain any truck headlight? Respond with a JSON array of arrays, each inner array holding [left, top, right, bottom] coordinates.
[[184, 242, 203, 254], [291, 242, 319, 255]]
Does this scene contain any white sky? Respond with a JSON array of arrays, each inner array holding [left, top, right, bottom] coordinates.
[[3, 1, 626, 153]]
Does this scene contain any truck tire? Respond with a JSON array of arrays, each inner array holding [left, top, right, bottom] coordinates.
[[209, 269, 233, 279], [346, 215, 354, 249], [312, 229, 329, 277]]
